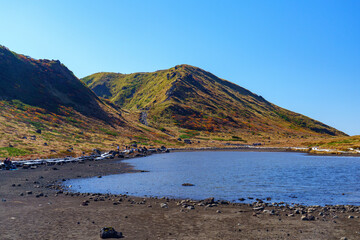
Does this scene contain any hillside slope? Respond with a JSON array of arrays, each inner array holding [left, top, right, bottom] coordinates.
[[82, 65, 346, 140], [0, 45, 110, 120], [0, 46, 181, 158]]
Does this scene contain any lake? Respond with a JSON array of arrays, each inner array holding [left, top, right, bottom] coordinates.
[[65, 151, 360, 206]]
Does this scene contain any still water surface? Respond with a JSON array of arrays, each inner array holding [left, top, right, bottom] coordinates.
[[66, 151, 360, 205]]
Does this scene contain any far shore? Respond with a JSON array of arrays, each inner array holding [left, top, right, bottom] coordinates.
[[4, 144, 360, 164]]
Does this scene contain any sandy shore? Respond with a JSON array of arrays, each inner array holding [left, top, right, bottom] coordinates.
[[0, 153, 359, 240]]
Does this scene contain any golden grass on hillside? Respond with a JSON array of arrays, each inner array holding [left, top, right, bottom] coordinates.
[[1, 99, 351, 160], [0, 100, 183, 159], [304, 136, 360, 151]]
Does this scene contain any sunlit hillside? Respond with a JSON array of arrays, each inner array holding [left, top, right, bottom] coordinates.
[[83, 64, 346, 142]]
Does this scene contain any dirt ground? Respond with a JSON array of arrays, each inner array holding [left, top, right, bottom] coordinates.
[[0, 156, 359, 240]]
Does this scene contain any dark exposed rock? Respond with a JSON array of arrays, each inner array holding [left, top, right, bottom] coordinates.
[[182, 183, 194, 186], [203, 197, 215, 205], [301, 215, 315, 221], [100, 227, 123, 239]]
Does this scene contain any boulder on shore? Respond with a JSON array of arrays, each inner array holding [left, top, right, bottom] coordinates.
[[203, 197, 215, 205], [100, 227, 123, 239]]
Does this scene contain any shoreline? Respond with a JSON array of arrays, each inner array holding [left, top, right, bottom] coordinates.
[[5, 145, 360, 166], [171, 146, 360, 156], [63, 151, 360, 207], [1, 150, 360, 239]]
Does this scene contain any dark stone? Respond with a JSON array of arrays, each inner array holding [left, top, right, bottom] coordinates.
[[203, 197, 215, 205], [301, 215, 315, 221], [182, 183, 194, 187], [36, 129, 42, 134], [100, 227, 123, 239], [184, 139, 192, 144]]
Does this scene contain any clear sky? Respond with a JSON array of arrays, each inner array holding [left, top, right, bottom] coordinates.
[[1, 0, 359, 135]]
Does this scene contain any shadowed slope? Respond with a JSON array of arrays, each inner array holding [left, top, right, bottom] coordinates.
[[0, 45, 109, 121]]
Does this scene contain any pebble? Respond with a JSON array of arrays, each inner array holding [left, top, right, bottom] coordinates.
[[301, 215, 315, 221], [253, 206, 264, 211], [160, 203, 168, 208], [263, 209, 275, 215]]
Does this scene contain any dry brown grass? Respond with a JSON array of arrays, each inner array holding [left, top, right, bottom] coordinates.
[[1, 99, 350, 160]]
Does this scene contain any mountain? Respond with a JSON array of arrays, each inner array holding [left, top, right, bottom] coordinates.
[[0, 45, 348, 158], [0, 45, 109, 121], [0, 46, 175, 158], [82, 64, 346, 139]]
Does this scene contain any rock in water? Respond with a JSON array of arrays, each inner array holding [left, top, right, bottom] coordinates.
[[182, 183, 194, 186], [100, 227, 123, 239]]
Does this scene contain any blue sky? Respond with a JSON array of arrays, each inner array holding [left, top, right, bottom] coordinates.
[[1, 0, 359, 135]]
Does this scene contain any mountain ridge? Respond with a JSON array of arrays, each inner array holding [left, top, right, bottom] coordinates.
[[0, 45, 111, 121], [82, 64, 346, 137]]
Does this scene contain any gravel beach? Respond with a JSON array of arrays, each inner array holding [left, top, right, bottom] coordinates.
[[0, 155, 359, 240]]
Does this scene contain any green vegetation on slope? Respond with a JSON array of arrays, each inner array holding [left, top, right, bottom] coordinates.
[[82, 64, 346, 137]]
